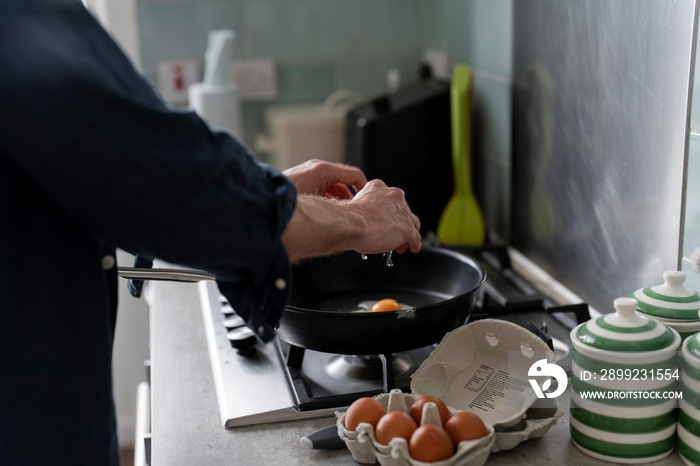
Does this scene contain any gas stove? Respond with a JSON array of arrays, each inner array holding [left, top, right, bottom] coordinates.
[[199, 244, 590, 428]]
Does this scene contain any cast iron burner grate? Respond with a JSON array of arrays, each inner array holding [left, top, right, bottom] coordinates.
[[276, 244, 590, 412], [275, 339, 434, 412], [454, 244, 590, 374]]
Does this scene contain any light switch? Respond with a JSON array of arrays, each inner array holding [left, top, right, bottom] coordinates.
[[227, 58, 278, 101], [156, 59, 200, 105]]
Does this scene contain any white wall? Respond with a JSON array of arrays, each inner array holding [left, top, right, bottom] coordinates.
[[114, 250, 150, 448], [83, 0, 141, 69]]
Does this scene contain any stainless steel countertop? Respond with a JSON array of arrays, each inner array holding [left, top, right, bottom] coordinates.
[[147, 280, 683, 465]]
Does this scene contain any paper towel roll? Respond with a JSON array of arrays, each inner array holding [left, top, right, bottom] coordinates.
[[189, 82, 242, 137]]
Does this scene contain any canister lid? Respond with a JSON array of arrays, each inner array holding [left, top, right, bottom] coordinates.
[[630, 270, 700, 321], [574, 297, 677, 352]]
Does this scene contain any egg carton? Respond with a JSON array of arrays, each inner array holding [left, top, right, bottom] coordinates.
[[336, 390, 494, 466], [490, 400, 563, 453], [335, 319, 564, 465]]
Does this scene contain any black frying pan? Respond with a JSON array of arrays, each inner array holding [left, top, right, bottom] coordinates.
[[276, 246, 486, 355]]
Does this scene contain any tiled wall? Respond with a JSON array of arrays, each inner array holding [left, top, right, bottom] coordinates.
[[424, 0, 512, 239], [136, 0, 514, 240], [136, 0, 424, 152]]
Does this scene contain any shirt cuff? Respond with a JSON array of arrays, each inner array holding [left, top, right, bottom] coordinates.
[[216, 162, 296, 343], [216, 239, 291, 343]]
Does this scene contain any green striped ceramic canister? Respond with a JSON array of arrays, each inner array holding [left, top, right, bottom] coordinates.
[[675, 325, 700, 343], [678, 423, 700, 466], [681, 335, 700, 412], [570, 416, 676, 463], [681, 331, 700, 465], [570, 376, 678, 463], [572, 349, 679, 395], [679, 398, 700, 465], [680, 398, 700, 436], [574, 311, 676, 353], [684, 333, 700, 366], [570, 297, 681, 463], [631, 270, 700, 321], [570, 353, 679, 461]]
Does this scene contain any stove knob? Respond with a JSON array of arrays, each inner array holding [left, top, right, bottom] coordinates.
[[227, 326, 258, 355], [220, 303, 235, 316], [223, 314, 245, 330]]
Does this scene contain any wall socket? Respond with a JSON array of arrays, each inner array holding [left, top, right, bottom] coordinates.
[[155, 59, 200, 105], [227, 58, 278, 101], [422, 49, 452, 80]]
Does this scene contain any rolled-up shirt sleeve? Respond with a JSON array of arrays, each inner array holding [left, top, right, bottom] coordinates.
[[0, 2, 297, 342], [215, 163, 297, 342]]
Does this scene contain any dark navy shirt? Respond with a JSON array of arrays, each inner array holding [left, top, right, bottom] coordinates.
[[0, 1, 296, 464]]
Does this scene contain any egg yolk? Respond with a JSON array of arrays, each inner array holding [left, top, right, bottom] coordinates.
[[371, 299, 402, 312]]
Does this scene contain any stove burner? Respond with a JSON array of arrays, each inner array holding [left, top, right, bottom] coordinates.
[[276, 340, 434, 412], [323, 353, 417, 382]]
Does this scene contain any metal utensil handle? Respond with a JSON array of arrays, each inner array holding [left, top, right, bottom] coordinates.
[[117, 266, 215, 283]]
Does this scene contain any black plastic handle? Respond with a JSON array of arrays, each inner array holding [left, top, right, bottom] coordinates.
[[300, 425, 346, 450]]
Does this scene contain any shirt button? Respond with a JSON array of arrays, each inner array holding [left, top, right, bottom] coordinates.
[[102, 255, 116, 270], [257, 325, 265, 336], [274, 278, 286, 290]]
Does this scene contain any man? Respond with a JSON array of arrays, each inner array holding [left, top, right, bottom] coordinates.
[[0, 0, 420, 464]]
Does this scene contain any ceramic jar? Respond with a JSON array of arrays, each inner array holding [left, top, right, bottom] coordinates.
[[569, 297, 681, 463], [679, 333, 700, 465], [631, 270, 700, 341]]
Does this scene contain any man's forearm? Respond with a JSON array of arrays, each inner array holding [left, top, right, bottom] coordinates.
[[281, 179, 421, 262], [281, 195, 364, 262]]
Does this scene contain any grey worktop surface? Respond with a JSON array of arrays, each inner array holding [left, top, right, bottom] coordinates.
[[147, 280, 683, 465]]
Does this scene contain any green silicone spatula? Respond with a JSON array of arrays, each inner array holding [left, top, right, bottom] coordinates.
[[437, 64, 485, 246]]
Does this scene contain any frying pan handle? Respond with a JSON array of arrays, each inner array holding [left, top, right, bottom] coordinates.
[[117, 266, 215, 283]]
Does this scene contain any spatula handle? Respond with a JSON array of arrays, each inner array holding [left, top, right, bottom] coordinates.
[[451, 64, 473, 196]]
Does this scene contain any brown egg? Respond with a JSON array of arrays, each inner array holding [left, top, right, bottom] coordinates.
[[375, 411, 417, 445], [344, 397, 385, 431], [409, 424, 455, 462], [409, 395, 451, 426], [445, 411, 489, 446]]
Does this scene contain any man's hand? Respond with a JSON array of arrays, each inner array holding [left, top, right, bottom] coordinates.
[[348, 179, 421, 255], [281, 165, 421, 262], [283, 159, 367, 199]]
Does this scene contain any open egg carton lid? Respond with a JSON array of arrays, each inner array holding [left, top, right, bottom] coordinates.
[[335, 319, 563, 465]]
